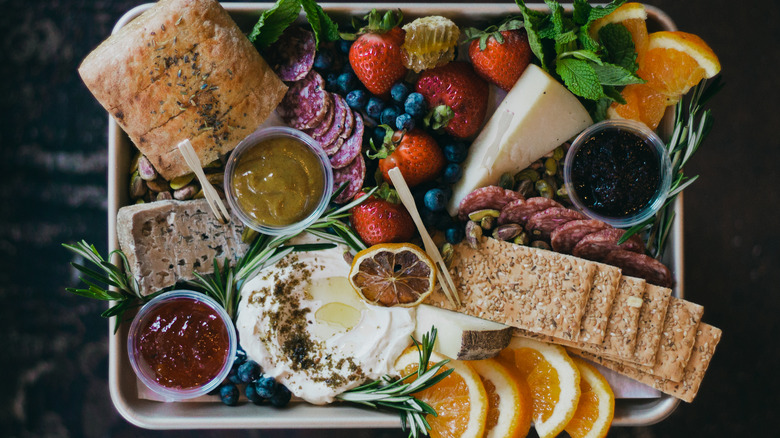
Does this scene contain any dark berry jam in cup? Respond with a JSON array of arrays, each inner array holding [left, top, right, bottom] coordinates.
[[564, 120, 672, 228], [127, 290, 236, 401]]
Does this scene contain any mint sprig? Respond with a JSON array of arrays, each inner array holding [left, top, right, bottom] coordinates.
[[248, 0, 339, 50]]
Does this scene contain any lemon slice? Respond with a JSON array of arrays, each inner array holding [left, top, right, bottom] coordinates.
[[565, 357, 615, 438], [394, 347, 488, 438], [348, 243, 436, 307]]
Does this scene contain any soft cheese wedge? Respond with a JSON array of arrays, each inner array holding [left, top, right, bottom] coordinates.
[[447, 64, 593, 216], [415, 304, 512, 360]]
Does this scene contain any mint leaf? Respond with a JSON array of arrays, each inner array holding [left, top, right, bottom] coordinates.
[[599, 23, 638, 71], [248, 0, 301, 49], [301, 0, 339, 48], [560, 49, 602, 64], [591, 63, 644, 86], [515, 0, 550, 69], [578, 24, 600, 52], [556, 58, 604, 100], [586, 0, 627, 22], [572, 0, 592, 25], [603, 85, 626, 104], [546, 0, 566, 34], [589, 97, 613, 122]]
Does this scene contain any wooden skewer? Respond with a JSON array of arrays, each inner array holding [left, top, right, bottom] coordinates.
[[177, 139, 230, 224], [387, 167, 461, 308]]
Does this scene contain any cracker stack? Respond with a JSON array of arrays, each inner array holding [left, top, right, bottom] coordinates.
[[425, 237, 721, 403]]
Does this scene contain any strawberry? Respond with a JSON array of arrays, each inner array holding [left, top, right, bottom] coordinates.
[[351, 188, 415, 246], [415, 61, 489, 139], [371, 127, 445, 188], [348, 10, 408, 97], [466, 21, 532, 92]]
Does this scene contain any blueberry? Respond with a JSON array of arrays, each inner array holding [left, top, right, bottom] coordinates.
[[404, 92, 428, 118], [342, 62, 354, 75], [255, 376, 278, 399], [338, 39, 352, 54], [237, 360, 262, 384], [443, 142, 468, 163], [325, 72, 340, 92], [445, 226, 464, 244], [366, 97, 386, 120], [245, 381, 266, 405], [227, 361, 242, 384], [395, 113, 415, 131], [373, 126, 388, 145], [313, 50, 334, 71], [424, 188, 449, 212], [220, 383, 239, 406], [390, 82, 410, 104], [380, 105, 402, 126], [346, 89, 368, 110], [438, 184, 453, 200], [336, 72, 356, 95], [442, 163, 463, 184], [270, 385, 292, 407]]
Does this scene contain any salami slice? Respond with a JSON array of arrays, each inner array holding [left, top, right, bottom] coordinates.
[[277, 71, 332, 130], [312, 93, 348, 154], [604, 249, 673, 288], [304, 98, 335, 139], [457, 186, 524, 221], [497, 197, 562, 225], [571, 228, 646, 262], [550, 219, 610, 253], [330, 113, 364, 169], [525, 207, 586, 240], [340, 103, 356, 140], [266, 26, 316, 82], [332, 153, 366, 204]]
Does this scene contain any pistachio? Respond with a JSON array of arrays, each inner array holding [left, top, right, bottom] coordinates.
[[493, 223, 523, 241], [513, 232, 530, 246], [193, 189, 205, 199], [129, 171, 147, 199], [465, 221, 483, 249], [516, 179, 534, 198], [544, 157, 558, 176], [514, 168, 540, 183], [556, 185, 570, 201], [170, 173, 195, 190], [146, 177, 171, 193], [156, 191, 173, 201], [135, 198, 145, 205], [441, 243, 454, 267], [203, 159, 222, 169], [173, 183, 199, 200], [137, 155, 158, 181], [242, 227, 259, 244], [480, 215, 496, 231], [467, 209, 500, 221], [130, 150, 142, 173], [535, 179, 554, 199], [531, 240, 551, 250], [552, 146, 565, 161], [499, 172, 514, 190], [206, 172, 225, 186]]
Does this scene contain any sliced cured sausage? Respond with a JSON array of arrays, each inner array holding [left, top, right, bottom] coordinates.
[[572, 228, 646, 262], [305, 98, 335, 139], [497, 197, 562, 225], [330, 113, 364, 169], [457, 186, 524, 221], [550, 219, 610, 254], [604, 249, 673, 288], [311, 93, 348, 154], [332, 153, 366, 204], [277, 70, 331, 130], [266, 26, 316, 82], [525, 207, 586, 240]]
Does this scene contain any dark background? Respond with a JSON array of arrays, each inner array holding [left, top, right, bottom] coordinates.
[[1, 0, 777, 436]]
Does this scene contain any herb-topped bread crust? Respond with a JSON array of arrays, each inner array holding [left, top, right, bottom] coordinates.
[[79, 0, 287, 179]]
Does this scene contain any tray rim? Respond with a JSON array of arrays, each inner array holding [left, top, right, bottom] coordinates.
[[106, 2, 682, 430]]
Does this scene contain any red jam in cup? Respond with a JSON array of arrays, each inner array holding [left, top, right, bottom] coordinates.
[[128, 291, 236, 400]]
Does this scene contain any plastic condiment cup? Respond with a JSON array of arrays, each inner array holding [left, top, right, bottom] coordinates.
[[224, 126, 333, 235], [563, 119, 672, 228], [127, 290, 236, 402]]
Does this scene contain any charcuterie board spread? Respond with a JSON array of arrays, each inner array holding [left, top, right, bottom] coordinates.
[[64, 0, 723, 436]]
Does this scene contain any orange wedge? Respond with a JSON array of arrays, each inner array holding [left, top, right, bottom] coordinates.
[[471, 358, 532, 438], [348, 243, 436, 307], [565, 357, 615, 438], [607, 82, 670, 130], [394, 347, 488, 438], [496, 337, 581, 438], [590, 2, 649, 63]]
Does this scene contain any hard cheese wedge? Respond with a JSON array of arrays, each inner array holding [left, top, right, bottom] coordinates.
[[447, 64, 593, 216]]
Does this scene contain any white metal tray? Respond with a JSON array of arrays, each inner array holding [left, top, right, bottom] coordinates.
[[107, 2, 682, 430]]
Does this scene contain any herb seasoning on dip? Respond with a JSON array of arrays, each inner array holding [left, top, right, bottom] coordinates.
[[225, 127, 333, 235], [128, 291, 235, 400], [564, 120, 671, 228]]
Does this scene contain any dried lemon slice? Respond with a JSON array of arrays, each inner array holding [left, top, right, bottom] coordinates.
[[348, 243, 436, 307], [402, 16, 460, 73]]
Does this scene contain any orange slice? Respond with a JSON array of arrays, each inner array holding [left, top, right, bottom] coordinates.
[[589, 2, 649, 63], [471, 358, 532, 438], [564, 357, 615, 438], [394, 347, 488, 438], [646, 31, 721, 78], [348, 243, 436, 307], [496, 337, 581, 438], [607, 83, 671, 130]]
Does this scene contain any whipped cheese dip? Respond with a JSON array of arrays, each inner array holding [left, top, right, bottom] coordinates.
[[236, 240, 415, 404]]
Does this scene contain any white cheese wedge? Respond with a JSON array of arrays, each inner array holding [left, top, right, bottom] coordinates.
[[414, 304, 512, 360], [447, 64, 593, 216]]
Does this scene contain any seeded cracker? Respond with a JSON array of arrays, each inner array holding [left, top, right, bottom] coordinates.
[[633, 284, 673, 366], [435, 238, 596, 340], [601, 276, 646, 360], [638, 297, 704, 381], [578, 263, 622, 344]]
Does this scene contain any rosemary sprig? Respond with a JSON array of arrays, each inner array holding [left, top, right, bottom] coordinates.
[[619, 77, 722, 258], [62, 240, 165, 333], [337, 328, 454, 438]]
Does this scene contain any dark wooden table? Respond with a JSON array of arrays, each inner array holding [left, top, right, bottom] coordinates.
[[1, 0, 776, 436]]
